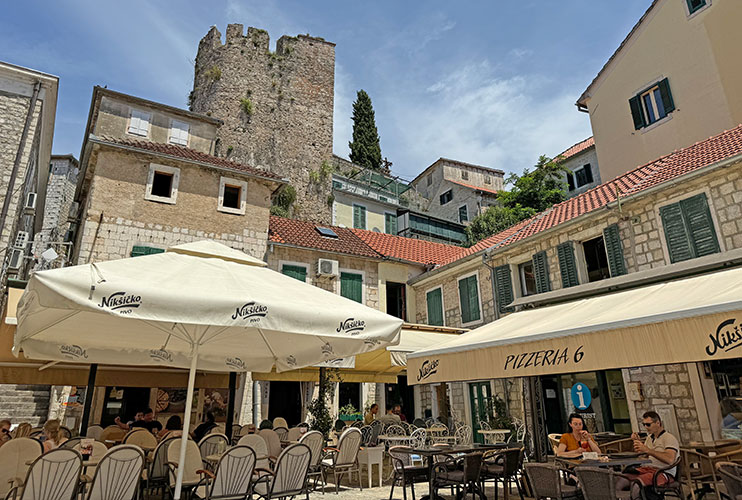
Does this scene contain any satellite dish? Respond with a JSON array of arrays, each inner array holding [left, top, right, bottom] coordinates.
[[41, 247, 59, 262]]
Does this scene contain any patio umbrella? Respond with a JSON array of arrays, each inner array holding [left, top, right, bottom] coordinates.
[[13, 240, 402, 499]]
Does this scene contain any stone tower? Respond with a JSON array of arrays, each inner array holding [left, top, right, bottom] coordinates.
[[191, 24, 335, 223]]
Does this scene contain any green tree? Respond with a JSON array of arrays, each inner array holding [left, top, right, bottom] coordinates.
[[465, 155, 569, 246], [348, 90, 382, 171]]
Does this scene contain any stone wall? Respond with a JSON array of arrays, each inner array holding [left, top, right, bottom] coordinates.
[[191, 24, 335, 224], [33, 156, 78, 266]]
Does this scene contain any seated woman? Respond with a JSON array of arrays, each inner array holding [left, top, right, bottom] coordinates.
[[42, 419, 68, 452], [158, 415, 183, 439], [556, 413, 601, 458]]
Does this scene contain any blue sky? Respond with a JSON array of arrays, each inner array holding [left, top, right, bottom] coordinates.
[[3, 1, 651, 181]]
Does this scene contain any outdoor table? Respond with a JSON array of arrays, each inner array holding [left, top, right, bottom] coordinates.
[[431, 435, 458, 445], [477, 429, 511, 444], [394, 443, 505, 500], [378, 435, 411, 447], [557, 455, 651, 470]]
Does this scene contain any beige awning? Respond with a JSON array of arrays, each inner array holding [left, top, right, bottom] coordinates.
[[254, 325, 464, 383], [408, 265, 742, 384]]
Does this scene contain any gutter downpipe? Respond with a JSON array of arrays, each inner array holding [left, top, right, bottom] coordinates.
[[0, 81, 41, 249]]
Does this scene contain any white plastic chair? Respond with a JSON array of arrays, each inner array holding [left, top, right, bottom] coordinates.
[[85, 445, 144, 500], [253, 443, 311, 500], [0, 437, 43, 498], [455, 424, 473, 445], [122, 428, 158, 450], [321, 427, 363, 493], [238, 433, 270, 470], [300, 430, 325, 490], [286, 427, 303, 442], [258, 429, 282, 463], [6, 448, 82, 500], [272, 417, 288, 429], [197, 445, 256, 500], [385, 424, 406, 437], [167, 439, 208, 498], [85, 425, 104, 440]]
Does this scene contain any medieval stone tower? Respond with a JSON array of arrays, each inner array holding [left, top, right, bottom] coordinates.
[[190, 24, 335, 223]]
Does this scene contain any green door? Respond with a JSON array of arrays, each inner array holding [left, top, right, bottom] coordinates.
[[469, 381, 492, 444]]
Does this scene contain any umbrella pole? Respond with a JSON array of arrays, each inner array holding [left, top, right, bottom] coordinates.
[[174, 343, 199, 500]]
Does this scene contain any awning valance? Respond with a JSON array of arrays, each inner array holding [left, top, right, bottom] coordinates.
[[408, 265, 742, 384]]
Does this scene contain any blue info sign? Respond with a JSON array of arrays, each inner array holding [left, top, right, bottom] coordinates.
[[571, 383, 591, 410]]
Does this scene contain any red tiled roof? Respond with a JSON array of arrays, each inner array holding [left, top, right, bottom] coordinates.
[[269, 216, 381, 259], [448, 179, 500, 196], [351, 228, 463, 267], [437, 125, 742, 267], [558, 137, 595, 160], [93, 135, 284, 181]]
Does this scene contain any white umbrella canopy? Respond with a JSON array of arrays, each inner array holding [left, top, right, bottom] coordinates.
[[14, 240, 402, 499]]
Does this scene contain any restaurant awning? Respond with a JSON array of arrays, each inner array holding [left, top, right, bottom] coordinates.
[[253, 324, 464, 383], [407, 265, 742, 385]]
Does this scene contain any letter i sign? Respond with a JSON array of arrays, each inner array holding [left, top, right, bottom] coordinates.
[[571, 383, 591, 410]]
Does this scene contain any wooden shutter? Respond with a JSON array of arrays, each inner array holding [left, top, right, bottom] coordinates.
[[385, 213, 397, 235], [603, 224, 627, 277], [130, 245, 164, 257], [657, 78, 675, 114], [532, 251, 551, 294], [426, 288, 444, 326], [660, 202, 694, 263], [584, 164, 593, 184], [629, 95, 646, 130], [353, 205, 366, 229], [340, 272, 363, 303], [567, 173, 575, 191], [680, 194, 720, 258], [494, 265, 514, 314], [281, 264, 307, 282], [458, 275, 481, 324], [557, 242, 579, 288]]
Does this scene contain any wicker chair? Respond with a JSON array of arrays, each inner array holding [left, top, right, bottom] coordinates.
[[432, 452, 485, 500], [481, 448, 525, 500], [547, 434, 562, 455], [574, 466, 630, 500], [602, 438, 635, 454], [524, 462, 581, 500], [639, 456, 682, 500], [389, 446, 428, 500], [717, 461, 742, 500]]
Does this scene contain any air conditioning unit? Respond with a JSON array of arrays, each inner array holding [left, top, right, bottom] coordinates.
[[13, 231, 29, 250], [317, 258, 339, 278], [7, 248, 24, 271], [23, 192, 36, 215]]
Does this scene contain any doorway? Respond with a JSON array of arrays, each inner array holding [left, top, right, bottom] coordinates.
[[101, 387, 151, 427], [386, 282, 407, 320], [268, 381, 302, 426], [385, 376, 415, 422], [338, 383, 361, 414], [469, 381, 492, 443]]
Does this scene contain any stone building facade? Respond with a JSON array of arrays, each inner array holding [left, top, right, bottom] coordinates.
[[190, 24, 335, 224]]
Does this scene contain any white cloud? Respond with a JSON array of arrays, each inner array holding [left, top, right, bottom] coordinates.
[[509, 48, 534, 59]]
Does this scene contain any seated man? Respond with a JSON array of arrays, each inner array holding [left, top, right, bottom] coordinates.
[[129, 408, 163, 434], [377, 408, 402, 426], [617, 411, 679, 498], [115, 411, 143, 431]]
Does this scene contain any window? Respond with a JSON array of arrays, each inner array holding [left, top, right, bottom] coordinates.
[[427, 174, 433, 186], [169, 119, 190, 146], [461, 170, 469, 180], [145, 164, 179, 204], [131, 245, 164, 257], [582, 236, 611, 283], [281, 263, 307, 282], [457, 273, 481, 325], [353, 204, 366, 229], [218, 176, 247, 215], [128, 109, 151, 137], [458, 205, 468, 223], [687, 0, 707, 14], [660, 193, 720, 263], [629, 78, 675, 129], [484, 176, 491, 185], [574, 164, 593, 188], [440, 190, 453, 205], [426, 287, 444, 326], [332, 180, 342, 190], [518, 261, 537, 297], [340, 271, 363, 303], [385, 212, 397, 235]]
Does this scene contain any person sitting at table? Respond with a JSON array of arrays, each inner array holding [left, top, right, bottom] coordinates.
[[42, 419, 68, 452], [0, 419, 11, 447], [158, 415, 183, 439], [556, 413, 601, 458], [130, 408, 163, 434], [192, 412, 217, 443], [377, 407, 402, 426], [13, 422, 31, 438], [393, 404, 407, 422], [114, 411, 143, 431], [616, 411, 679, 498], [364, 404, 379, 425]]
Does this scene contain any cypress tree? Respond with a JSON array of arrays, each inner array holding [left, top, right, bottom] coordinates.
[[348, 90, 382, 170]]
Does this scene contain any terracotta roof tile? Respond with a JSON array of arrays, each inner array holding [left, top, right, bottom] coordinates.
[[269, 216, 381, 259], [93, 135, 284, 181], [350, 229, 463, 266], [558, 137, 595, 160], [447, 179, 500, 196]]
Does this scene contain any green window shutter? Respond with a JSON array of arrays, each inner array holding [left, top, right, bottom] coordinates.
[[532, 251, 551, 294], [459, 205, 468, 223], [660, 202, 694, 263], [680, 194, 719, 258], [130, 245, 164, 257], [426, 288, 444, 326], [494, 265, 514, 314], [385, 213, 397, 235], [340, 272, 363, 303], [657, 78, 675, 114], [281, 264, 307, 282], [629, 95, 645, 130], [353, 205, 366, 229], [603, 224, 628, 277], [458, 275, 481, 324], [557, 242, 579, 288]]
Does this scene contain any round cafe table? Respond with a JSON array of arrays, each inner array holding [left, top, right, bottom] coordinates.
[[478, 429, 511, 444]]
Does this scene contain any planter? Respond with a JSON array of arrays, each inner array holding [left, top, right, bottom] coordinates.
[[339, 413, 362, 422]]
